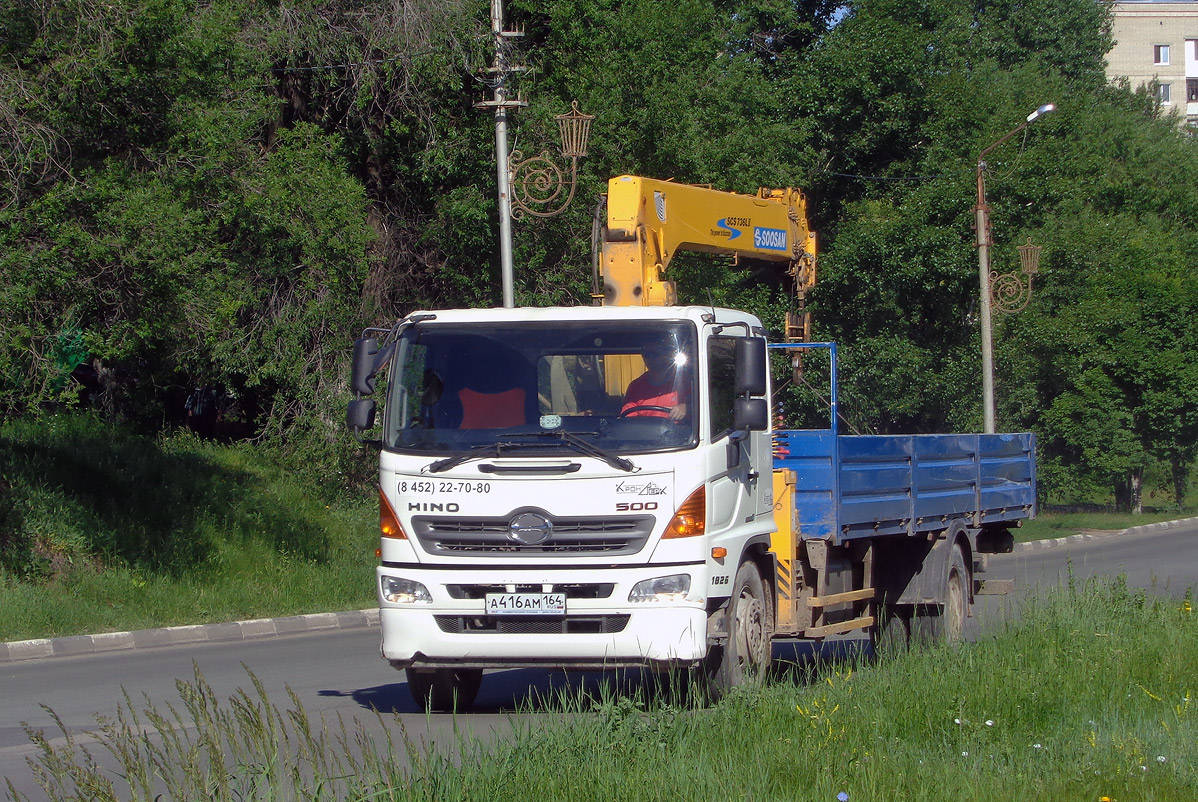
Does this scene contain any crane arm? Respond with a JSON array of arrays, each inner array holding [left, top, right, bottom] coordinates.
[[596, 175, 817, 339]]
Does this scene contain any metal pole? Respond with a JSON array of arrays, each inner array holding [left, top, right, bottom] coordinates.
[[975, 166, 996, 434], [491, 0, 515, 308]]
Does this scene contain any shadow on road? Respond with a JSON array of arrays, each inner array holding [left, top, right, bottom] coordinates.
[[321, 637, 877, 716]]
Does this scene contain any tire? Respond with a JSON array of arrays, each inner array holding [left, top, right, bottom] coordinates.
[[912, 544, 968, 647], [871, 604, 911, 655], [705, 560, 773, 698], [405, 667, 483, 712], [943, 544, 969, 644]]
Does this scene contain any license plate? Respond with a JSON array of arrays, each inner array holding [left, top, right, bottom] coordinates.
[[484, 593, 567, 616]]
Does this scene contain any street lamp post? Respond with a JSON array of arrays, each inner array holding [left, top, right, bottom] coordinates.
[[974, 103, 1055, 433], [475, 0, 591, 308], [475, 0, 528, 309]]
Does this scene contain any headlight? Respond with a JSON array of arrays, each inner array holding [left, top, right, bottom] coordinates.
[[380, 575, 432, 604], [628, 574, 691, 603]]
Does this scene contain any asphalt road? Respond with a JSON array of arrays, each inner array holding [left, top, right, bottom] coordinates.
[[2, 522, 1195, 800], [997, 523, 1197, 599]]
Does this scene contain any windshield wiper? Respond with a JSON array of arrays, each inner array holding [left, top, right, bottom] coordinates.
[[426, 443, 507, 473], [426, 432, 637, 474], [502, 430, 637, 473], [557, 430, 637, 472]]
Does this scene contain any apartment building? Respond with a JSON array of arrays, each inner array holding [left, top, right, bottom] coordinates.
[[1108, 0, 1198, 125]]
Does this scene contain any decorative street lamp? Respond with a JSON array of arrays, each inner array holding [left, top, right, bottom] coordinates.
[[510, 101, 594, 220], [974, 103, 1055, 433], [476, 0, 592, 308], [990, 237, 1042, 315]]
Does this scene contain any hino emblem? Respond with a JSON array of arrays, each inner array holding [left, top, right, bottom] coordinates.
[[508, 512, 553, 546]]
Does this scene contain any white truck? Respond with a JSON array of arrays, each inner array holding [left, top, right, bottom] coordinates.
[[346, 178, 1035, 710]]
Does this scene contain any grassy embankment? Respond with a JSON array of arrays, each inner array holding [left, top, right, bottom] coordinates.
[[1016, 511, 1191, 543], [0, 414, 376, 642], [1, 412, 1192, 641], [14, 577, 1196, 801]]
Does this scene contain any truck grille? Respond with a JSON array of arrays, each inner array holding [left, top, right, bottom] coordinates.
[[434, 615, 631, 635], [411, 515, 653, 557], [446, 583, 615, 600]]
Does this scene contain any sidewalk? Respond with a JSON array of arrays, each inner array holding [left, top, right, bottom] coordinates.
[[4, 516, 1196, 665]]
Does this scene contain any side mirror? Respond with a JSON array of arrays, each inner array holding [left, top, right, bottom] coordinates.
[[734, 338, 767, 397], [351, 337, 379, 396], [347, 398, 377, 433], [733, 397, 769, 432], [727, 398, 768, 470]]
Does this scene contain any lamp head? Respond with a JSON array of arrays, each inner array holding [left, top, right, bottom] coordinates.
[[1026, 103, 1056, 123]]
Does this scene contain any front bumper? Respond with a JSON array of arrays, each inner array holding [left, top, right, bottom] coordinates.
[[377, 563, 709, 669]]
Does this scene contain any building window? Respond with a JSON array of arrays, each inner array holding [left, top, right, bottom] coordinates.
[[1189, 79, 1198, 103], [1154, 44, 1171, 65], [1159, 83, 1172, 105]]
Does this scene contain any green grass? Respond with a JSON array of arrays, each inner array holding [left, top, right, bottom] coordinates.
[[13, 578, 1197, 801], [0, 413, 376, 641]]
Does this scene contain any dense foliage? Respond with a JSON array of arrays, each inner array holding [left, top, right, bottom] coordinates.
[[2, 0, 1196, 524]]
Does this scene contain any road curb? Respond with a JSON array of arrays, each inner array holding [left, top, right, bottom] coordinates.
[[1012, 515, 1198, 552], [0, 608, 379, 665]]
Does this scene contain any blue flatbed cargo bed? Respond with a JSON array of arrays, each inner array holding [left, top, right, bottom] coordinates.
[[769, 343, 1036, 544], [773, 430, 1036, 543]]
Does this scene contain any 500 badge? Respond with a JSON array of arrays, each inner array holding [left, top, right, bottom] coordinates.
[[615, 501, 658, 512]]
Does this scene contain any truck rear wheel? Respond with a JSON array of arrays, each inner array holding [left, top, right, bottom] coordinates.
[[705, 560, 772, 697], [405, 667, 483, 712], [912, 544, 968, 647]]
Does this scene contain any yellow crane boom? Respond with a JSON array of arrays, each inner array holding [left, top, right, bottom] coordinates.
[[596, 175, 817, 341]]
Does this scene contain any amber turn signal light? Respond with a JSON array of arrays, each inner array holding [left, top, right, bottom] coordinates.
[[379, 488, 408, 539], [663, 485, 705, 539]]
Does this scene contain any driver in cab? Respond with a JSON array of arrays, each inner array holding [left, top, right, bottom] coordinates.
[[621, 342, 690, 420]]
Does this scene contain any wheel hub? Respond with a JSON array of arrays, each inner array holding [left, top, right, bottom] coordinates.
[[736, 595, 767, 667]]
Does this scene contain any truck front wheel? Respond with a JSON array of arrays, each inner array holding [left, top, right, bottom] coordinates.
[[405, 667, 483, 712], [706, 560, 772, 697]]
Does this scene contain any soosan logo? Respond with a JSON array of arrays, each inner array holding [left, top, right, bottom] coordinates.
[[753, 226, 788, 251]]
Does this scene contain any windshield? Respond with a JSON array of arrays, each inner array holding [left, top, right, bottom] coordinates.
[[383, 320, 697, 456]]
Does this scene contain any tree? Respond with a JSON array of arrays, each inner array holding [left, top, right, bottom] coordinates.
[[0, 0, 478, 476], [1, 0, 1195, 512]]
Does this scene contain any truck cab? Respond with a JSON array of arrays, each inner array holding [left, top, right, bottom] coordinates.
[[350, 305, 775, 708]]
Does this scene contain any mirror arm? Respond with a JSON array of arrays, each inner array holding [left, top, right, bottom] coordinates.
[[351, 429, 382, 448]]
